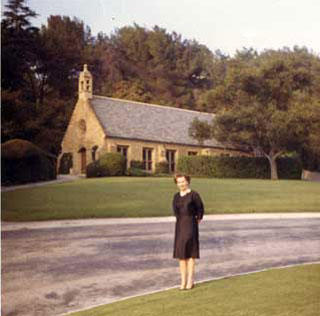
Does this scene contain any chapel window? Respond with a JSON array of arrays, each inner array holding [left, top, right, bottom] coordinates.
[[78, 119, 86, 133], [117, 145, 128, 159], [166, 150, 176, 173], [91, 146, 98, 161], [143, 148, 153, 171]]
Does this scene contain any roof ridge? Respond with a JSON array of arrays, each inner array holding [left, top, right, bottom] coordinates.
[[92, 95, 215, 117]]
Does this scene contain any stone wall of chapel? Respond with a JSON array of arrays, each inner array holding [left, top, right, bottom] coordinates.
[[60, 98, 105, 174]]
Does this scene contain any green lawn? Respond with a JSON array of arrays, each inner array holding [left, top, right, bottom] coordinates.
[[71, 264, 320, 316], [2, 177, 320, 221]]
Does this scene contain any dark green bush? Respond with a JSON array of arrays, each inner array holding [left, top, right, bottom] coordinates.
[[155, 161, 169, 174], [300, 149, 320, 172], [130, 160, 144, 169], [1, 139, 57, 185], [127, 167, 149, 177], [177, 155, 301, 179], [86, 152, 126, 178], [277, 157, 302, 179], [86, 160, 104, 178]]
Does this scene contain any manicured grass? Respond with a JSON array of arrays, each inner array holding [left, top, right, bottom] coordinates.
[[71, 264, 320, 316], [1, 177, 320, 221]]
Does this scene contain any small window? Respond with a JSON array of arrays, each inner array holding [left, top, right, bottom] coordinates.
[[91, 146, 98, 161], [78, 119, 86, 133], [166, 150, 176, 173], [188, 151, 197, 156], [117, 145, 129, 170], [117, 146, 128, 158], [143, 148, 153, 171]]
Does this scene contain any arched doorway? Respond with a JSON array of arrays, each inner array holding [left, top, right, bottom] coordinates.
[[79, 148, 87, 174]]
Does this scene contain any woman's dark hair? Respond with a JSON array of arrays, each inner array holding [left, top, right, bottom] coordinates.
[[174, 173, 191, 184]]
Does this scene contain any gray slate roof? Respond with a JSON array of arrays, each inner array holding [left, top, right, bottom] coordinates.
[[91, 96, 225, 148]]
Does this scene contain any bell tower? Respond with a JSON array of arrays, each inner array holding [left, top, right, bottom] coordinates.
[[78, 64, 92, 100]]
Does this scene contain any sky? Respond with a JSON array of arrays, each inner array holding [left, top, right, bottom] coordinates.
[[2, 0, 320, 56]]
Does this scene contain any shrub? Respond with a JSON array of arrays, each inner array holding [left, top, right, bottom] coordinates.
[[130, 160, 144, 169], [86, 152, 126, 178], [177, 155, 301, 179], [300, 149, 320, 172], [1, 139, 57, 185], [86, 160, 103, 178], [155, 161, 169, 174], [127, 167, 149, 177], [277, 157, 302, 179]]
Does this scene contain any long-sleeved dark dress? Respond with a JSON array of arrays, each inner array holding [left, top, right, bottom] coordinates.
[[172, 190, 204, 259]]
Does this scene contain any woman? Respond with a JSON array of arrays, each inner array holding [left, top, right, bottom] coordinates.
[[172, 173, 204, 290]]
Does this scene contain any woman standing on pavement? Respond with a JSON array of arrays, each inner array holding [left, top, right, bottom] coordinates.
[[172, 173, 204, 290]]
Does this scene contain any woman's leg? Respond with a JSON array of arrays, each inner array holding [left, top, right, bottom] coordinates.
[[179, 259, 187, 289], [186, 258, 195, 289]]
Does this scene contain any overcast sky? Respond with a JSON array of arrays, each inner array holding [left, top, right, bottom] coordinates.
[[3, 0, 320, 56]]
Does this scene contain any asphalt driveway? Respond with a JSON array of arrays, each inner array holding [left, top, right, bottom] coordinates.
[[2, 214, 320, 316]]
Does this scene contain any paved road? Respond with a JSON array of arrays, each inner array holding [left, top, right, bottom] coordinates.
[[2, 215, 320, 316]]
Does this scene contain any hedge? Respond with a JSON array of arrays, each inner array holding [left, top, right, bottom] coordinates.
[[155, 161, 169, 174], [127, 167, 149, 177], [176, 156, 302, 179], [86, 152, 126, 178], [1, 139, 57, 185], [130, 160, 145, 169], [300, 150, 320, 172]]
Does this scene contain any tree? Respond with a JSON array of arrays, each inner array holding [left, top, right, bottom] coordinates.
[[93, 24, 217, 108], [188, 118, 213, 145], [1, 0, 39, 92], [1, 0, 41, 145], [190, 48, 320, 179], [295, 96, 320, 172], [2, 0, 37, 31], [211, 99, 307, 180], [1, 4, 89, 154], [39, 15, 91, 98]]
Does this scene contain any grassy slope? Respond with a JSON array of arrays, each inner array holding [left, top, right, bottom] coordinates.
[[71, 264, 320, 316], [2, 177, 320, 221]]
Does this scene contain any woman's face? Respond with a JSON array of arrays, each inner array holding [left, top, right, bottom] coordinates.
[[176, 176, 189, 191]]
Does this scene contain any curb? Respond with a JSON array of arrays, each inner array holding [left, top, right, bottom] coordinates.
[[60, 261, 320, 316], [2, 213, 320, 232]]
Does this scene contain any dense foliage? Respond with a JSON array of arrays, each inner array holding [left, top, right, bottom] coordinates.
[[155, 161, 170, 174], [177, 156, 302, 179], [190, 48, 320, 177], [86, 153, 126, 178], [1, 139, 57, 185]]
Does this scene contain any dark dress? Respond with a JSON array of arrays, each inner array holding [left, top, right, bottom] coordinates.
[[173, 190, 204, 259]]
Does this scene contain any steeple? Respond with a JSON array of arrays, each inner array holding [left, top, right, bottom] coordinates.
[[78, 64, 92, 100]]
